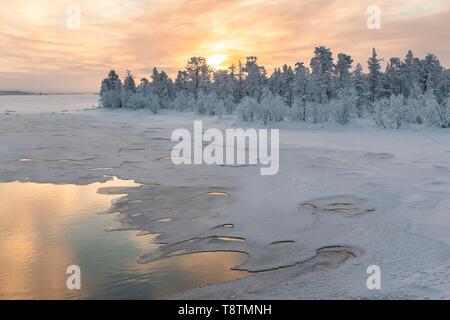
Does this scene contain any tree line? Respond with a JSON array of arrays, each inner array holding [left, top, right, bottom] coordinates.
[[100, 47, 450, 128]]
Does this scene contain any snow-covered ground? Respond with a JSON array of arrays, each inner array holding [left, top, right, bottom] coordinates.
[[1, 100, 450, 299]]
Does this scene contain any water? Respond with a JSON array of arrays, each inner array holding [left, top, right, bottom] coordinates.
[[0, 94, 99, 113], [0, 178, 248, 299]]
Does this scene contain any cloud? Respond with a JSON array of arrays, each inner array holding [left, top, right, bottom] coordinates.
[[0, 0, 448, 92]]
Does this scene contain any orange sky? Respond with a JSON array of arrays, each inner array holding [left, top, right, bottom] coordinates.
[[0, 0, 449, 93]]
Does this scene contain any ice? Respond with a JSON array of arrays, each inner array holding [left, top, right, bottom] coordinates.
[[1, 96, 450, 299]]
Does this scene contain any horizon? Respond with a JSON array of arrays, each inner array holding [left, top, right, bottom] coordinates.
[[1, 0, 449, 92], [2, 45, 449, 95]]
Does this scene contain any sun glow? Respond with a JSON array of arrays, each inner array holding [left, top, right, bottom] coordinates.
[[1, 0, 449, 92], [207, 54, 228, 70]]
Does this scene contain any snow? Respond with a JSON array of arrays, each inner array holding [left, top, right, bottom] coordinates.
[[1, 97, 450, 299], [0, 94, 98, 113]]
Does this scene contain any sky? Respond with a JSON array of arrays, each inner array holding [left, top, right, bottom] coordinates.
[[0, 0, 449, 93]]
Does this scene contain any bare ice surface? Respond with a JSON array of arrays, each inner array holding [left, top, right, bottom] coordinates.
[[1, 105, 450, 299]]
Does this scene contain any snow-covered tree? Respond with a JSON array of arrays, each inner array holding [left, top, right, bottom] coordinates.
[[373, 96, 406, 129], [268, 67, 282, 96], [258, 88, 273, 125], [385, 96, 407, 129], [147, 93, 160, 113], [401, 50, 420, 98], [138, 77, 151, 95], [151, 68, 174, 108], [182, 57, 211, 99], [100, 70, 122, 108], [310, 46, 335, 103], [384, 57, 402, 97], [230, 62, 245, 103], [436, 70, 450, 104], [126, 92, 159, 113], [281, 65, 295, 108], [243, 56, 267, 101], [367, 48, 382, 104], [212, 69, 237, 113], [352, 63, 369, 117], [269, 65, 295, 107], [404, 96, 424, 125], [121, 70, 136, 108], [126, 92, 146, 109], [171, 90, 194, 111], [292, 62, 310, 121], [236, 96, 259, 122], [204, 91, 219, 115], [333, 88, 357, 125], [308, 102, 328, 123], [419, 54, 442, 96], [270, 95, 288, 122], [123, 70, 136, 92], [99, 46, 449, 128], [213, 70, 233, 100], [194, 91, 219, 115], [175, 70, 189, 93], [335, 53, 353, 90], [422, 92, 450, 128], [215, 100, 226, 119]]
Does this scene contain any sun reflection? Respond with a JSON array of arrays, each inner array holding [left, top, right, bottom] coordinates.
[[0, 178, 138, 299], [0, 177, 250, 299]]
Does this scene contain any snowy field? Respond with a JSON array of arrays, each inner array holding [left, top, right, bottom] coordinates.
[[1, 96, 450, 299]]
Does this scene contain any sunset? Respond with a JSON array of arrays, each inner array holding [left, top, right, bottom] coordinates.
[[1, 0, 450, 309], [0, 0, 449, 92]]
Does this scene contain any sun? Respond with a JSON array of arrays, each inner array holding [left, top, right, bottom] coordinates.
[[207, 54, 228, 70]]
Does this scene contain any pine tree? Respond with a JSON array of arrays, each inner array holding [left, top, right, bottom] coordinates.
[[258, 88, 273, 125], [419, 54, 444, 102], [268, 67, 282, 96], [335, 53, 353, 90], [121, 70, 136, 108], [352, 63, 369, 118], [367, 48, 382, 104], [123, 70, 136, 93], [184, 57, 211, 99], [151, 68, 174, 108], [232, 61, 245, 103], [98, 46, 449, 128], [99, 70, 122, 108], [138, 77, 151, 95], [281, 64, 295, 108], [310, 46, 335, 103], [175, 71, 189, 93], [213, 70, 233, 101], [401, 50, 419, 98], [293, 62, 310, 121], [243, 56, 267, 101], [384, 57, 402, 97]]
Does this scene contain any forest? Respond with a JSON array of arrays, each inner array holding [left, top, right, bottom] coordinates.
[[100, 47, 450, 129]]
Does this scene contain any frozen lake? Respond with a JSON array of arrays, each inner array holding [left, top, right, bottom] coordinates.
[[0, 94, 99, 113], [0, 95, 251, 299], [1, 95, 450, 299]]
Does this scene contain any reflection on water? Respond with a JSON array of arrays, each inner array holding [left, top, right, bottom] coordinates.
[[215, 237, 246, 243], [0, 178, 248, 299]]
